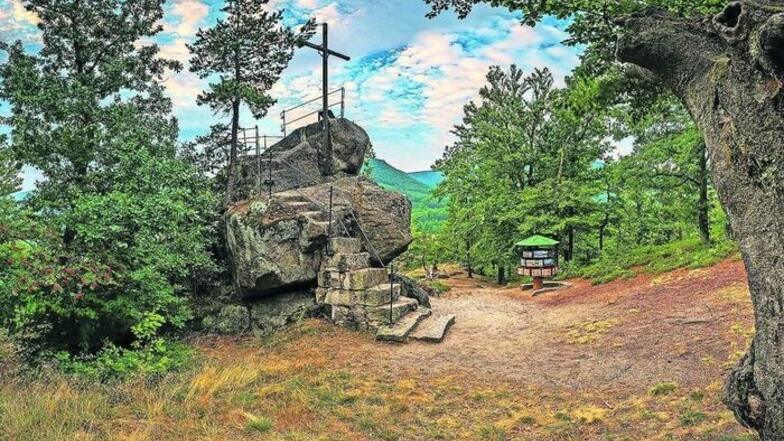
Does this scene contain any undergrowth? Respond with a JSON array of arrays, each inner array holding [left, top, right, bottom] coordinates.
[[560, 238, 739, 285]]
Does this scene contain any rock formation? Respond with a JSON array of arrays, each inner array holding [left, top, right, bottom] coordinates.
[[231, 118, 370, 202], [204, 117, 452, 340]]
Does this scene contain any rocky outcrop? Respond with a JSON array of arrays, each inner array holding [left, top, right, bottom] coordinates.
[[199, 290, 319, 336], [232, 118, 370, 202], [213, 117, 436, 339], [225, 176, 412, 299]]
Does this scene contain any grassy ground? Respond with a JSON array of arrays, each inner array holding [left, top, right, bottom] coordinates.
[[0, 260, 758, 441], [0, 325, 757, 441]]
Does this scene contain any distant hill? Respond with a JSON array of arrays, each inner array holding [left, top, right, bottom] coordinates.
[[408, 170, 443, 188], [365, 159, 434, 206], [364, 158, 446, 232]]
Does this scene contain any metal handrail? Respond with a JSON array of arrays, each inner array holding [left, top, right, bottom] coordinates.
[[283, 87, 344, 114], [281, 87, 346, 136]]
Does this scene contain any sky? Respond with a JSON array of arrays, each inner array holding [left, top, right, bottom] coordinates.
[[0, 0, 587, 191]]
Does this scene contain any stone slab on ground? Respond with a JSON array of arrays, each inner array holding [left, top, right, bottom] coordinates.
[[410, 313, 456, 343], [376, 308, 432, 342]]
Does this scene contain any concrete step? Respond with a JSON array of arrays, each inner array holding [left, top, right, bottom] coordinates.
[[329, 237, 362, 254], [324, 283, 401, 307], [410, 313, 456, 343], [366, 296, 419, 325], [376, 308, 432, 342], [323, 252, 371, 272]]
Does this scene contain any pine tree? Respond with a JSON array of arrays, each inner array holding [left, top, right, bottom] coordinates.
[[0, 135, 21, 197], [188, 0, 315, 206]]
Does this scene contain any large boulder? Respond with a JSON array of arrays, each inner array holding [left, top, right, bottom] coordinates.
[[232, 118, 370, 202], [224, 176, 412, 298], [224, 198, 352, 299]]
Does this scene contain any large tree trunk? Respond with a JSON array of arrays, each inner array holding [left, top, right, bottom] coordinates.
[[617, 3, 784, 438]]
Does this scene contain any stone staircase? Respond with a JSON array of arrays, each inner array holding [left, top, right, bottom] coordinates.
[[275, 190, 345, 233], [317, 237, 456, 343]]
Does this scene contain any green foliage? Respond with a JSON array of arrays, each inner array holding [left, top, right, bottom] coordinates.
[[561, 237, 738, 285], [364, 158, 447, 235], [0, 0, 219, 375], [650, 382, 678, 396], [435, 66, 611, 271], [246, 414, 274, 433], [0, 136, 21, 197], [188, 0, 315, 204], [427, 280, 451, 294]]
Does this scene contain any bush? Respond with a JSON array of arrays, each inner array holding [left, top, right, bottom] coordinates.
[[0, 150, 217, 375]]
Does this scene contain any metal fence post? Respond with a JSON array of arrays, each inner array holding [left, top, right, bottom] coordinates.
[[327, 185, 334, 254], [267, 137, 273, 201], [389, 263, 394, 324], [255, 126, 261, 197], [340, 87, 345, 118]]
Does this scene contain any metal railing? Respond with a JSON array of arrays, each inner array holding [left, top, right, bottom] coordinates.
[[281, 87, 345, 136]]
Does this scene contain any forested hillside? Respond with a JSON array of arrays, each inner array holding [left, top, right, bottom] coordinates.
[[365, 158, 447, 233]]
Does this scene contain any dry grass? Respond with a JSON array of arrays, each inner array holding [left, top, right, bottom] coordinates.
[[0, 261, 760, 441], [0, 320, 758, 441]]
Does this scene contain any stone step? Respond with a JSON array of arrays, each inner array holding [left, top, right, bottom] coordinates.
[[302, 210, 329, 222], [285, 201, 320, 212], [410, 313, 456, 343], [323, 252, 371, 272], [310, 220, 344, 235], [325, 267, 389, 291], [367, 296, 419, 325], [376, 308, 432, 342], [329, 237, 362, 254], [276, 191, 308, 203], [324, 283, 401, 307]]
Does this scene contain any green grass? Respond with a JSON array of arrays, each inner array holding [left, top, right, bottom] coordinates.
[[561, 238, 739, 285], [650, 382, 678, 396], [427, 280, 452, 294], [245, 414, 274, 433]]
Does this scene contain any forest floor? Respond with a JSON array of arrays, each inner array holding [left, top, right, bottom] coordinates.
[[0, 259, 760, 441]]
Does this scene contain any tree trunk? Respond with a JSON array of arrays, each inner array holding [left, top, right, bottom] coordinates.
[[697, 140, 711, 244], [496, 266, 505, 285], [224, 98, 241, 208], [617, 3, 784, 438]]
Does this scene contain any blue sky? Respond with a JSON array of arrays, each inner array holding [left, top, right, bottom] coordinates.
[[1, 0, 584, 190]]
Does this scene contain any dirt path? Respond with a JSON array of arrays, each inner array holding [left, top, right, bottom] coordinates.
[[341, 259, 753, 397]]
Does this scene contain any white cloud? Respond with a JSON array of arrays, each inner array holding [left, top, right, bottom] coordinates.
[[165, 0, 209, 36]]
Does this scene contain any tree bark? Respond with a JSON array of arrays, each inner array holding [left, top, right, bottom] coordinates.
[[617, 3, 784, 438], [224, 98, 241, 208]]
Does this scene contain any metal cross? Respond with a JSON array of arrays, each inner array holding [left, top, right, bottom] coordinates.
[[301, 23, 351, 175]]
